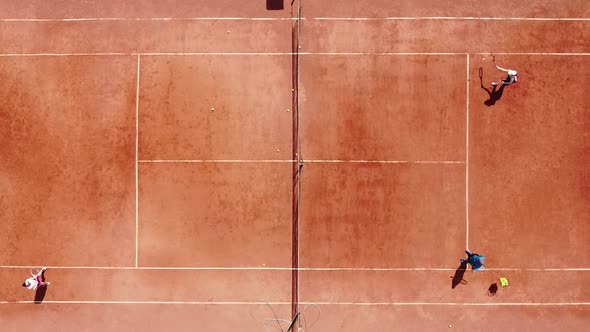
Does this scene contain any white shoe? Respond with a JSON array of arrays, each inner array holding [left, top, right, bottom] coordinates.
[[45, 282, 51, 286], [41, 267, 47, 272], [491, 82, 498, 86]]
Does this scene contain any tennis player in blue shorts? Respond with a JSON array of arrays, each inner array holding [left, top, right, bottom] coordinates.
[[461, 250, 486, 271]]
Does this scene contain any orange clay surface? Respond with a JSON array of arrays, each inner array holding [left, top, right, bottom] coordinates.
[[0, 1, 589, 331]]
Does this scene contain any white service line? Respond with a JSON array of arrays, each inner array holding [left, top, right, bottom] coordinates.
[[139, 159, 295, 163], [135, 54, 141, 268], [0, 17, 299, 22], [465, 54, 470, 250], [301, 52, 462, 56], [0, 53, 131, 57], [303, 52, 590, 56], [305, 160, 464, 164], [141, 52, 293, 56], [304, 302, 590, 306], [312, 17, 590, 21], [139, 159, 464, 164], [302, 267, 590, 272], [0, 53, 294, 57], [0, 301, 290, 305], [0, 266, 287, 270], [474, 52, 590, 56]]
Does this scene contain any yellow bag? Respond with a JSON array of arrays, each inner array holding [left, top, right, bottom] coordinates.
[[499, 277, 509, 287]]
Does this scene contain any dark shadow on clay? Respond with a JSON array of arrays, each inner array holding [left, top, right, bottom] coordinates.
[[34, 270, 47, 304], [451, 260, 468, 289], [488, 283, 498, 296], [479, 67, 506, 106]]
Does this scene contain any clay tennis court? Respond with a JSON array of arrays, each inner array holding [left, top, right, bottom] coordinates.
[[0, 0, 588, 331]]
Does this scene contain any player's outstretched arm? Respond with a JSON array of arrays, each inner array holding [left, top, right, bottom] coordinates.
[[495, 64, 510, 73]]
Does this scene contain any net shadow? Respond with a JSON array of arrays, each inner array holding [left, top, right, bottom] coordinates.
[[290, 0, 302, 322], [266, 0, 284, 10]]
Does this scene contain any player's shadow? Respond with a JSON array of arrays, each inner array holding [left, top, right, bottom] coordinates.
[[266, 0, 284, 10], [451, 260, 468, 289], [488, 283, 499, 296], [479, 67, 506, 106], [34, 270, 48, 304]]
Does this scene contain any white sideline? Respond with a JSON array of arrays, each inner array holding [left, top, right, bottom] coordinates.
[[0, 52, 589, 57], [0, 301, 588, 306], [1, 17, 588, 22], [135, 54, 141, 268], [0, 266, 588, 271]]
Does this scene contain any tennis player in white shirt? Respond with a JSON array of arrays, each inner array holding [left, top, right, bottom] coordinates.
[[491, 61, 518, 86], [22, 267, 50, 290]]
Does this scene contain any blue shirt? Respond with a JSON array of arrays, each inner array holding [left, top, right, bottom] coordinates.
[[469, 255, 485, 270]]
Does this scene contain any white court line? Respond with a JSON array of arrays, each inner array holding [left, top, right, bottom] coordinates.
[[306, 160, 464, 164], [139, 52, 575, 56], [0, 266, 588, 271], [307, 302, 590, 306], [139, 159, 295, 163], [465, 54, 470, 250], [303, 52, 590, 56], [0, 17, 298, 22], [0, 301, 588, 306], [304, 52, 459, 56], [0, 301, 290, 305], [0, 53, 294, 57], [0, 266, 288, 270], [303, 267, 590, 272], [312, 17, 590, 21], [141, 52, 293, 56], [139, 160, 464, 164], [1, 17, 588, 22], [474, 52, 590, 56], [0, 53, 131, 57], [135, 54, 141, 268], [0, 52, 589, 57]]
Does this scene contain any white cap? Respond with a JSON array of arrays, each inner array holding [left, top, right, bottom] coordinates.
[[508, 70, 518, 76]]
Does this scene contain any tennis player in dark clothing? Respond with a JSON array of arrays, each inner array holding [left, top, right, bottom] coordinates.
[[461, 250, 485, 271]]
